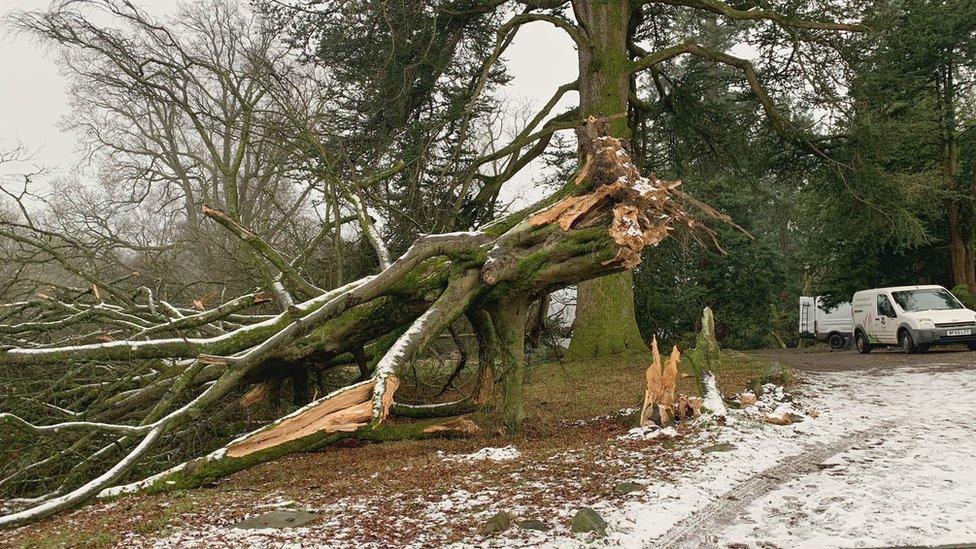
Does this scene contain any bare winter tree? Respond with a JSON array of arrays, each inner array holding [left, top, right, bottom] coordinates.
[[0, 0, 862, 528]]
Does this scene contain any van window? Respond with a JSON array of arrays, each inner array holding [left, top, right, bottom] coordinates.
[[892, 288, 963, 312], [877, 294, 897, 317]]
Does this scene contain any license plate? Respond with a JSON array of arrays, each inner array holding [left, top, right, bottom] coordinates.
[[947, 329, 972, 337]]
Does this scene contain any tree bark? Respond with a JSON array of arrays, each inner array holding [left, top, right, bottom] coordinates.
[[947, 201, 971, 291], [490, 295, 529, 433], [569, 272, 647, 358], [568, 0, 647, 357], [940, 57, 974, 293], [527, 293, 549, 348], [468, 308, 497, 405]]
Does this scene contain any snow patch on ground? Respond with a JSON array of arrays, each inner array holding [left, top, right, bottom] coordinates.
[[562, 407, 636, 427], [700, 372, 728, 416], [439, 445, 521, 463], [153, 524, 312, 548], [617, 425, 677, 441]]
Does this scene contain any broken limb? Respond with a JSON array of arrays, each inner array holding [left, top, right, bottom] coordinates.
[[639, 338, 680, 427], [93, 270, 482, 496], [435, 324, 470, 397], [643, 0, 869, 32], [202, 204, 324, 301]]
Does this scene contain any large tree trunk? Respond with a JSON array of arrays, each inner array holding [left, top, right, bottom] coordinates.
[[490, 295, 529, 432], [569, 272, 646, 358], [940, 59, 975, 293], [568, 1, 647, 357], [948, 201, 972, 291]]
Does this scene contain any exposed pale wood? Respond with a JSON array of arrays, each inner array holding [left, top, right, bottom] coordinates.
[[227, 381, 378, 458], [738, 391, 758, 406], [420, 418, 482, 437], [675, 394, 703, 420], [639, 338, 681, 427], [529, 131, 686, 271], [241, 382, 271, 409], [529, 180, 625, 230]]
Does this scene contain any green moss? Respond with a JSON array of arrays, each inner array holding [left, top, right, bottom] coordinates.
[[567, 272, 648, 359], [579, 0, 632, 138]]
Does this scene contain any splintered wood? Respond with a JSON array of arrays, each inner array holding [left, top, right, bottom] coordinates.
[[528, 117, 691, 269], [640, 338, 679, 427], [226, 377, 399, 458], [639, 338, 702, 427], [240, 382, 271, 409]]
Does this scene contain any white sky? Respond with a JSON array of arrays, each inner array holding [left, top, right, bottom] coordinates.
[[0, 0, 178, 179], [0, 1, 578, 202]]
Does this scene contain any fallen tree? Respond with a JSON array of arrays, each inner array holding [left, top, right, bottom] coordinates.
[[0, 117, 716, 528], [0, 0, 866, 527]]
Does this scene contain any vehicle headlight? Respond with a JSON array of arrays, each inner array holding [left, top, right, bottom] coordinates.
[[918, 318, 935, 328]]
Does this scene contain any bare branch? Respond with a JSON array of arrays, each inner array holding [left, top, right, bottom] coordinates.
[[647, 0, 869, 32]]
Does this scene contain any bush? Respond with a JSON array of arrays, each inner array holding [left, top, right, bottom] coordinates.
[[951, 285, 976, 309]]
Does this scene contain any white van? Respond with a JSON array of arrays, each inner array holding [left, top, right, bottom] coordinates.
[[799, 296, 853, 349], [851, 285, 976, 354]]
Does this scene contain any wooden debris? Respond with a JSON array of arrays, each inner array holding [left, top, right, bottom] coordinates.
[[675, 394, 703, 420], [528, 117, 689, 270], [764, 409, 804, 426], [241, 382, 271, 409], [529, 180, 625, 230], [420, 417, 483, 438], [739, 391, 758, 406]]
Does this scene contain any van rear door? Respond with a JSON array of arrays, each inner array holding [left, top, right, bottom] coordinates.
[[799, 297, 815, 338]]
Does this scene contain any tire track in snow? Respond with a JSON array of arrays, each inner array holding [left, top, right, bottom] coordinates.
[[657, 419, 899, 549]]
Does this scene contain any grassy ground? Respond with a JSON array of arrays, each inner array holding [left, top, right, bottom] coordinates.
[[5, 348, 791, 548]]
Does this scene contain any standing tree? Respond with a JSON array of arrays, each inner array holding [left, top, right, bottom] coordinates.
[[0, 0, 862, 527], [800, 0, 976, 298], [262, 0, 865, 357]]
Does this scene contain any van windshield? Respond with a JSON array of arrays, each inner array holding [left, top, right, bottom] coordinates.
[[891, 288, 963, 312]]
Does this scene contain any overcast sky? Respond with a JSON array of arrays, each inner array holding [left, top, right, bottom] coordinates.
[[0, 1, 577, 198]]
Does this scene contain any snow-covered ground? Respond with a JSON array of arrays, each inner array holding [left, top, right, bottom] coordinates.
[[601, 363, 976, 548], [97, 359, 976, 548]]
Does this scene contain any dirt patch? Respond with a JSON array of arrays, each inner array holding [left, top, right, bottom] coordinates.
[[751, 346, 976, 374]]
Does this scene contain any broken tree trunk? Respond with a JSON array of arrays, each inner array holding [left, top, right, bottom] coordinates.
[[639, 338, 679, 427], [683, 307, 728, 416]]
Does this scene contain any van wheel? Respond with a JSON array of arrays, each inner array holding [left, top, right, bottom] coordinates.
[[827, 333, 846, 350], [899, 329, 919, 354], [855, 330, 872, 354]]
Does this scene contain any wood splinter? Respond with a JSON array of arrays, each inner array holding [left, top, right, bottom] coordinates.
[[639, 338, 703, 427]]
